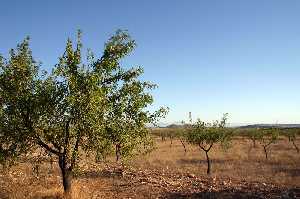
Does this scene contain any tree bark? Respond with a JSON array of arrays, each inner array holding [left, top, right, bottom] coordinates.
[[180, 139, 187, 153], [115, 144, 121, 162], [263, 146, 268, 160], [252, 139, 256, 148], [205, 151, 211, 175], [62, 168, 72, 193], [199, 144, 213, 175], [49, 154, 54, 174], [292, 140, 299, 153], [59, 156, 72, 195]]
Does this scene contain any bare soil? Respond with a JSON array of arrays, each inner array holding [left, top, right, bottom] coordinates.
[[0, 137, 299, 198]]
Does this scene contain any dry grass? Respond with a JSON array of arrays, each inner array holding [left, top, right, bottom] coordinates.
[[132, 137, 300, 186], [0, 136, 299, 198]]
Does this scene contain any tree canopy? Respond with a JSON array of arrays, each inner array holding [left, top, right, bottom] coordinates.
[[0, 30, 167, 193], [186, 113, 232, 174]]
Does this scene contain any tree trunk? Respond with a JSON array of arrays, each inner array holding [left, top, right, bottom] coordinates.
[[115, 144, 121, 162], [292, 140, 299, 153], [62, 168, 72, 193], [247, 145, 252, 158], [252, 139, 256, 148], [2, 163, 8, 174], [180, 139, 187, 153], [33, 164, 40, 177], [49, 154, 54, 174], [59, 156, 72, 195], [263, 146, 268, 160], [205, 151, 211, 175]]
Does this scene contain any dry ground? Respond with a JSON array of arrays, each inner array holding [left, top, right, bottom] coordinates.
[[0, 136, 299, 198], [133, 137, 300, 186]]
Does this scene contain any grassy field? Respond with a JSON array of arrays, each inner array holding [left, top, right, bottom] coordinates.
[[134, 136, 300, 186], [0, 133, 299, 198]]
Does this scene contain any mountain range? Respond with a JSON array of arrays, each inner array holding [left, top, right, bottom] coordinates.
[[150, 123, 300, 129]]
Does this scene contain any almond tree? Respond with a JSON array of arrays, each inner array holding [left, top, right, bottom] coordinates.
[[284, 129, 299, 153], [101, 79, 167, 162], [246, 128, 261, 148], [174, 128, 188, 153], [258, 128, 279, 160], [186, 113, 232, 174], [0, 30, 166, 195]]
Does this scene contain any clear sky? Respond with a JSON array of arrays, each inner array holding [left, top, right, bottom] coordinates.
[[1, 1, 300, 124]]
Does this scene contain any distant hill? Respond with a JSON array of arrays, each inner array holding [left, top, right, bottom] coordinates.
[[238, 124, 300, 129], [165, 124, 182, 128], [148, 123, 300, 129]]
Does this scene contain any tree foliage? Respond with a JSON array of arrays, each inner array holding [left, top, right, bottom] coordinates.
[[174, 128, 188, 153], [282, 129, 299, 153], [0, 30, 167, 193], [0, 37, 41, 166], [257, 128, 279, 160], [245, 128, 261, 148], [186, 113, 232, 174]]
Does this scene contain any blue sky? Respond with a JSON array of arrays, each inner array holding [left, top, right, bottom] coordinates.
[[1, 1, 300, 124]]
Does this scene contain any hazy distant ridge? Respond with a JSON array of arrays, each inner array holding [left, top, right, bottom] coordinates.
[[149, 123, 300, 128], [238, 124, 300, 128]]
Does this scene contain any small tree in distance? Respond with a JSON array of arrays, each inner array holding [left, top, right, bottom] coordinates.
[[258, 128, 279, 160], [246, 128, 261, 148], [174, 127, 188, 153], [283, 129, 299, 153], [186, 113, 232, 175]]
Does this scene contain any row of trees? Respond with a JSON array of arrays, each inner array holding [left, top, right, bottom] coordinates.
[[155, 116, 299, 175], [245, 128, 299, 155], [0, 30, 167, 194], [153, 114, 232, 175]]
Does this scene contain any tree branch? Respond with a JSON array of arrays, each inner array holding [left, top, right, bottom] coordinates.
[[63, 119, 71, 155], [198, 143, 213, 153], [70, 130, 81, 170], [37, 137, 62, 156], [207, 143, 214, 151]]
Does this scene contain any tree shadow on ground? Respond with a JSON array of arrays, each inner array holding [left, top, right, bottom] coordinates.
[[31, 195, 63, 199], [271, 167, 300, 177], [78, 168, 124, 179], [163, 189, 285, 199], [272, 144, 298, 152], [0, 192, 9, 199], [257, 159, 300, 177], [177, 159, 234, 165]]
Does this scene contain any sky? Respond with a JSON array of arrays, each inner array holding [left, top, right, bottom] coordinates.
[[1, 0, 300, 125]]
